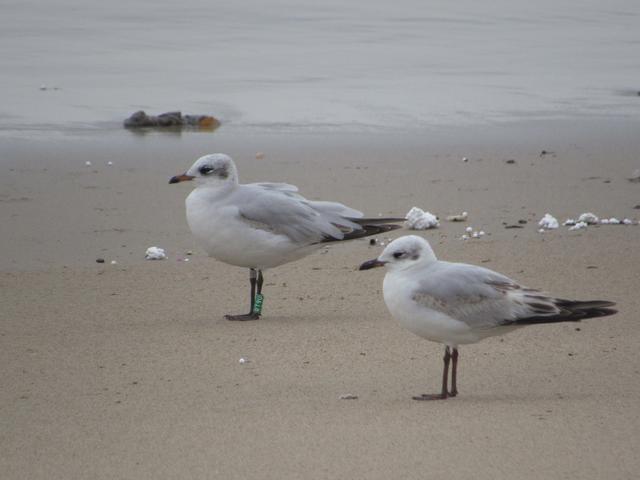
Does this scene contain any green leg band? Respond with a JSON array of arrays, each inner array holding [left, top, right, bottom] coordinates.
[[253, 294, 264, 314]]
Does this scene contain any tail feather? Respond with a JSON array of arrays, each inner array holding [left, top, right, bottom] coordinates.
[[555, 299, 616, 310], [321, 221, 402, 243], [514, 299, 617, 325]]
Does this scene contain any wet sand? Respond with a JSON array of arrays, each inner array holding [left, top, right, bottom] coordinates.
[[1, 120, 639, 479]]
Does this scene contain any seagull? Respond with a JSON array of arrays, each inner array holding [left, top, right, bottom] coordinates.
[[359, 235, 617, 400], [170, 153, 403, 320]]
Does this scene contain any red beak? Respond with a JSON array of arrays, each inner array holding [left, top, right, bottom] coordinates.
[[169, 173, 195, 184]]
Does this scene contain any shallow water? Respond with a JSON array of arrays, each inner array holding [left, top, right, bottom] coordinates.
[[1, 0, 639, 134]]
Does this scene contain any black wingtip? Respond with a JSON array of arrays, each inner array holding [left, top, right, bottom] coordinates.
[[322, 223, 401, 243], [512, 301, 618, 325], [556, 299, 616, 310]]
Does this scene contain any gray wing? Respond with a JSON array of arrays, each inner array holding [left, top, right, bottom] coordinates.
[[229, 183, 363, 243], [252, 182, 299, 193], [411, 262, 560, 329]]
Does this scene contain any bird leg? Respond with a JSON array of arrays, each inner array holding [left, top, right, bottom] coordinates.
[[256, 270, 264, 295], [413, 346, 451, 401], [449, 348, 459, 397], [225, 269, 261, 321]]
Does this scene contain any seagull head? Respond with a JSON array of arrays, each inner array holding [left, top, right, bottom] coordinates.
[[169, 153, 238, 186], [359, 235, 437, 272]]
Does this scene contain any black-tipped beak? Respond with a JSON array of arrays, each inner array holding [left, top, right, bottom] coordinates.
[[169, 173, 195, 184], [359, 258, 386, 270]]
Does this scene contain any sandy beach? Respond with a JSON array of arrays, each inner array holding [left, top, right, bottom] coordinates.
[[3, 1, 640, 476], [1, 118, 639, 479]]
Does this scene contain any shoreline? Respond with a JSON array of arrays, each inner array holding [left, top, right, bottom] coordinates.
[[2, 113, 639, 146]]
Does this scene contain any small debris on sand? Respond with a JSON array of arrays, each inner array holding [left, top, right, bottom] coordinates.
[[339, 394, 358, 400], [96, 258, 105, 263], [628, 169, 640, 183], [405, 207, 439, 230], [255, 152, 265, 160], [446, 211, 468, 222], [578, 212, 599, 225], [462, 226, 486, 239], [569, 221, 588, 231], [565, 214, 635, 229], [538, 213, 559, 230], [145, 246, 167, 260]]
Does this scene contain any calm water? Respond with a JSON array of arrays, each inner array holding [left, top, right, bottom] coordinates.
[[1, 0, 639, 135]]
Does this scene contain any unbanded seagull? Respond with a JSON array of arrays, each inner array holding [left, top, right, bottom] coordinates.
[[170, 153, 402, 320], [359, 235, 617, 400]]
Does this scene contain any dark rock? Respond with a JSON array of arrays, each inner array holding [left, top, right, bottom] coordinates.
[[505, 159, 516, 164], [184, 115, 220, 128], [369, 238, 377, 245], [123, 110, 220, 130], [504, 225, 524, 229], [96, 258, 105, 263], [156, 111, 183, 127], [518, 219, 527, 224], [339, 394, 358, 400], [123, 110, 152, 128]]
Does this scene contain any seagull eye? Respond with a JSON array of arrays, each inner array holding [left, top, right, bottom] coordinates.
[[199, 166, 214, 175], [393, 251, 405, 259]]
